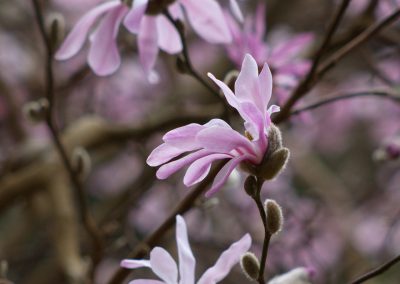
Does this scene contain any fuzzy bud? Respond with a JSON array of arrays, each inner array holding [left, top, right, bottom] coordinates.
[[71, 147, 91, 180], [240, 252, 260, 281], [264, 199, 283, 235], [23, 98, 49, 123], [259, 148, 290, 180], [244, 176, 258, 197], [266, 124, 283, 156], [46, 13, 65, 51]]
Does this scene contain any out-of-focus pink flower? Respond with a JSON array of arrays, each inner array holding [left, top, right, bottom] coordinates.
[[121, 215, 251, 284], [124, 0, 234, 82], [55, 0, 129, 76], [268, 267, 314, 284], [225, 4, 314, 102], [147, 54, 280, 196]]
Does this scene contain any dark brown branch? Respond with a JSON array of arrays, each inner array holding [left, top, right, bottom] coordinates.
[[350, 254, 400, 284]]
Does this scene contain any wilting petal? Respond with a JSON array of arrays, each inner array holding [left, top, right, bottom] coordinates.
[[196, 126, 254, 155], [180, 0, 232, 43], [176, 215, 196, 284], [156, 149, 211, 179], [150, 247, 178, 284], [163, 123, 203, 150], [147, 143, 185, 167], [184, 153, 231, 186], [157, 15, 182, 54], [124, 0, 149, 34], [88, 5, 128, 76], [205, 155, 248, 197], [229, 0, 243, 23], [138, 16, 159, 76], [55, 0, 121, 60], [120, 259, 151, 269], [197, 234, 252, 284]]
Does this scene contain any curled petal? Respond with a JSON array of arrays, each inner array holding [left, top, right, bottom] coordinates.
[[197, 234, 252, 283], [55, 0, 122, 60], [176, 215, 196, 284], [150, 247, 178, 283]]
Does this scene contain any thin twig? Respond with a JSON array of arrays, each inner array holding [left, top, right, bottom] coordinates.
[[273, 8, 400, 124], [291, 91, 400, 115], [31, 0, 103, 273], [350, 254, 400, 284], [107, 161, 227, 284]]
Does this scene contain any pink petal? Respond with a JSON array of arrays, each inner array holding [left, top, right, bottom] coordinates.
[[88, 5, 128, 76], [205, 155, 248, 197], [157, 15, 183, 54], [138, 16, 159, 76], [55, 0, 121, 60], [180, 0, 232, 43], [255, 3, 266, 39], [163, 123, 203, 151], [156, 149, 211, 180], [176, 215, 196, 284], [207, 73, 240, 110], [258, 62, 273, 109], [229, 0, 243, 23], [150, 247, 178, 283], [147, 143, 185, 167], [183, 153, 231, 186], [123, 0, 149, 34], [196, 126, 254, 155], [197, 234, 252, 284], [120, 259, 151, 269], [128, 280, 165, 284]]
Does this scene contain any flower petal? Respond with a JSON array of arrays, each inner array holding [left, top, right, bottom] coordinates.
[[197, 234, 252, 284], [88, 5, 128, 76], [207, 73, 240, 110], [176, 215, 196, 284], [157, 15, 182, 54], [120, 259, 151, 269], [156, 149, 211, 180], [138, 16, 159, 76], [163, 123, 203, 151], [258, 62, 273, 110], [147, 143, 185, 167], [123, 0, 149, 34], [205, 155, 248, 197], [150, 247, 178, 284], [229, 0, 243, 23], [180, 0, 232, 43], [235, 54, 261, 105], [55, 0, 121, 60], [183, 153, 231, 186]]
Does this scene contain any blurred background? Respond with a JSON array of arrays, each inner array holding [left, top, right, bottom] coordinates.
[[0, 0, 399, 283]]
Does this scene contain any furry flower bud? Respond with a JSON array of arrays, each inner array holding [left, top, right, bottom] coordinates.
[[244, 176, 258, 197], [267, 124, 283, 156], [23, 98, 49, 123], [47, 13, 65, 51], [240, 252, 260, 281], [264, 199, 283, 235], [259, 148, 290, 180], [71, 147, 91, 180]]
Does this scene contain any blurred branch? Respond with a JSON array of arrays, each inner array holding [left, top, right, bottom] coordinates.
[[274, 8, 400, 124], [291, 90, 400, 115], [350, 254, 400, 284], [107, 161, 228, 284], [30, 0, 104, 271]]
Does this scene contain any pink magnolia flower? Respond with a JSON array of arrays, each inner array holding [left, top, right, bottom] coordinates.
[[124, 0, 235, 82], [55, 0, 129, 76], [225, 4, 314, 103], [147, 54, 280, 196], [121, 215, 251, 284]]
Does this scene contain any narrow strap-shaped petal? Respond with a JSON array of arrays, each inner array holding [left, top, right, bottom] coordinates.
[[156, 15, 183, 54], [120, 259, 151, 269], [150, 247, 178, 284], [205, 155, 248, 197], [55, 0, 121, 60], [197, 234, 252, 284], [147, 143, 186, 167], [88, 4, 128, 76], [138, 16, 159, 77], [176, 215, 196, 284], [229, 0, 243, 23], [180, 0, 232, 43], [156, 149, 211, 180], [258, 62, 273, 112], [124, 0, 149, 34], [183, 153, 231, 186], [163, 123, 203, 151], [207, 73, 240, 110]]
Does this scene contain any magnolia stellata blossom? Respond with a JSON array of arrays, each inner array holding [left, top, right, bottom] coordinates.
[[121, 215, 251, 284], [225, 4, 314, 102], [147, 54, 280, 196], [124, 0, 236, 81], [55, 0, 129, 76], [268, 267, 314, 284]]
